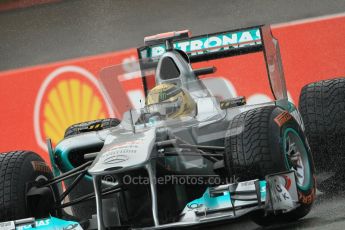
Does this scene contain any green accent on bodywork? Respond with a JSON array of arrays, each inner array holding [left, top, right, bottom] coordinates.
[[54, 146, 93, 181], [275, 99, 297, 113], [54, 146, 75, 173], [47, 139, 60, 177], [288, 101, 297, 113], [16, 216, 81, 230], [283, 128, 312, 191], [142, 28, 262, 59], [47, 139, 63, 192], [275, 99, 291, 111], [185, 181, 266, 211]]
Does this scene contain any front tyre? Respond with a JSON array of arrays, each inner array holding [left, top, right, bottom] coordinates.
[[0, 151, 56, 221], [224, 106, 316, 226]]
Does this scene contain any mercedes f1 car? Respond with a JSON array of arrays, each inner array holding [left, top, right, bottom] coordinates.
[[0, 25, 316, 229]]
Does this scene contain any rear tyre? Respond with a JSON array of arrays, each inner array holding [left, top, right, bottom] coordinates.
[[224, 106, 315, 226], [63, 118, 120, 220], [0, 151, 56, 221], [299, 77, 345, 173]]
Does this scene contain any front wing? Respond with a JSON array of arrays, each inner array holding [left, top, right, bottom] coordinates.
[[0, 217, 82, 230], [0, 171, 299, 230], [139, 171, 299, 229]]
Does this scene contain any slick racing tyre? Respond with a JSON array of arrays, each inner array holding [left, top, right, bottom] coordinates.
[[64, 118, 120, 220], [0, 151, 56, 221], [64, 118, 120, 138], [299, 77, 345, 173], [224, 106, 316, 226]]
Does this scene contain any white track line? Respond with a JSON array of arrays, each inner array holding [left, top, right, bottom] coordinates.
[[272, 11, 345, 28]]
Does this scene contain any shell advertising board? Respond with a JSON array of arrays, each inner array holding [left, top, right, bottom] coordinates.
[[0, 15, 345, 162]]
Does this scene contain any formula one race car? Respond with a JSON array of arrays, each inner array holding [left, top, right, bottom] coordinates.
[[0, 25, 316, 229]]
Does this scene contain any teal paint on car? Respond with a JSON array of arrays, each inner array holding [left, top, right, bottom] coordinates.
[[143, 27, 261, 59], [15, 217, 82, 230], [185, 181, 266, 211], [283, 128, 312, 191]]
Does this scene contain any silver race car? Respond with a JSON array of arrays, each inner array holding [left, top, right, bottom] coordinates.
[[0, 25, 316, 230]]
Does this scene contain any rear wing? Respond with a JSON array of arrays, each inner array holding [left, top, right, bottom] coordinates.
[[138, 26, 263, 62], [137, 25, 288, 101]]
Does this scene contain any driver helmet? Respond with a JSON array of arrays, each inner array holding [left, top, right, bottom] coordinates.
[[146, 83, 196, 119]]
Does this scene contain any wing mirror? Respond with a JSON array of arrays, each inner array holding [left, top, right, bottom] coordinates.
[[220, 96, 246, 110]]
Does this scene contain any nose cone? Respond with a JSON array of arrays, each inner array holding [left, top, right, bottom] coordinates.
[[88, 128, 156, 175]]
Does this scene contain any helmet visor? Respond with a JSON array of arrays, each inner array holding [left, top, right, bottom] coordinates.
[[146, 95, 183, 117]]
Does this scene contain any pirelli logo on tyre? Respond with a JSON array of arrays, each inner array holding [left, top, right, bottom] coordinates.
[[34, 66, 114, 150], [274, 111, 292, 127], [31, 161, 51, 174]]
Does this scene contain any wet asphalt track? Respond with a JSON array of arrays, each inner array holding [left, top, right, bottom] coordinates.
[[1, 1, 345, 229], [215, 175, 345, 230]]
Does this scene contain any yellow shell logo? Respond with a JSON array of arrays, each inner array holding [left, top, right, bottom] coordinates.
[[43, 79, 106, 144], [34, 66, 114, 150]]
